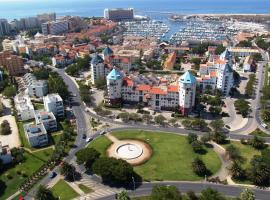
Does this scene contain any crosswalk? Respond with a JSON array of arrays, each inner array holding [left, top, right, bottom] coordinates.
[[73, 174, 122, 200]]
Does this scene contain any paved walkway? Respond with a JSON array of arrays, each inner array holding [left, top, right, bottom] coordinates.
[[210, 141, 232, 181]]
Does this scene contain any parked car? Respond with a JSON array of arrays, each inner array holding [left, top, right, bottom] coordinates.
[[225, 125, 231, 129], [49, 171, 57, 179], [261, 123, 268, 129], [82, 134, 87, 139], [100, 130, 106, 135], [86, 137, 93, 143]]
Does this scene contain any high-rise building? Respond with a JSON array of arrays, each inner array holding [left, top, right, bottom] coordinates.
[[0, 19, 10, 36], [37, 13, 56, 23], [41, 20, 69, 35], [106, 68, 123, 104], [5, 55, 25, 76], [43, 93, 64, 118], [179, 71, 197, 115], [104, 8, 134, 21]]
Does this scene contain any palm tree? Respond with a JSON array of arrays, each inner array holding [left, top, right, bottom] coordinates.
[[230, 161, 245, 179], [60, 162, 76, 181], [35, 186, 56, 200]]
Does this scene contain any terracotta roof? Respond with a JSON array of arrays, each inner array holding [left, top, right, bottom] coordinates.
[[136, 85, 151, 91], [210, 71, 217, 78], [123, 77, 134, 87], [167, 85, 179, 93], [149, 87, 167, 95]]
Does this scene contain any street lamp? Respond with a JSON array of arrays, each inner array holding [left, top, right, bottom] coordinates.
[[132, 176, 136, 196]]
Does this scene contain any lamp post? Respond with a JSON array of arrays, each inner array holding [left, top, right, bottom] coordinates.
[[132, 176, 135, 196]]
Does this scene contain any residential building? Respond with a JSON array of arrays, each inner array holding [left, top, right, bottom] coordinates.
[[14, 94, 35, 121], [90, 54, 111, 85], [112, 49, 140, 71], [23, 123, 48, 147], [0, 19, 10, 36], [41, 20, 69, 35], [2, 39, 13, 51], [243, 56, 255, 72], [52, 54, 74, 67], [0, 142, 12, 164], [20, 73, 48, 97], [37, 13, 56, 23], [43, 93, 64, 118], [0, 50, 12, 67], [179, 71, 197, 115], [228, 47, 259, 57], [34, 110, 57, 132], [5, 55, 25, 76], [106, 68, 196, 115], [104, 8, 134, 21]]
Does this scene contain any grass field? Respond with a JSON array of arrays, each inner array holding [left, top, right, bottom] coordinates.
[[33, 103, 44, 110], [89, 130, 221, 181], [249, 129, 269, 137], [51, 179, 79, 200], [78, 184, 94, 194], [0, 151, 45, 199]]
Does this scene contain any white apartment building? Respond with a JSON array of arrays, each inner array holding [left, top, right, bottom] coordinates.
[[14, 94, 35, 121], [34, 110, 57, 132], [20, 73, 48, 98], [43, 93, 64, 118], [41, 20, 69, 35], [24, 123, 48, 147], [106, 69, 196, 115], [90, 54, 111, 85]]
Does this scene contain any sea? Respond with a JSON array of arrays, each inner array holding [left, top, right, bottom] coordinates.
[[0, 0, 270, 20]]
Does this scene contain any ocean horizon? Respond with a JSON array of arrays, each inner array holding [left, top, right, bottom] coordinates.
[[0, 0, 270, 20]]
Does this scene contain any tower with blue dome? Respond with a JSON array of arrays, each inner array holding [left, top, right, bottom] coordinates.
[[178, 71, 197, 115], [102, 46, 114, 62], [106, 68, 123, 104]]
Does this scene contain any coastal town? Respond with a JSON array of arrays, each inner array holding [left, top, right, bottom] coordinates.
[[0, 6, 270, 200]]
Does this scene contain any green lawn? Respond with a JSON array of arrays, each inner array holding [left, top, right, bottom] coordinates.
[[17, 121, 32, 149], [249, 129, 269, 137], [33, 103, 44, 110], [89, 130, 222, 181], [51, 179, 79, 200], [88, 135, 112, 156], [78, 184, 94, 194], [222, 141, 264, 169], [31, 147, 54, 162], [0, 151, 45, 199]]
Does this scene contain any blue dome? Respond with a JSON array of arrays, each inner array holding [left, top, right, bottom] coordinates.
[[103, 47, 113, 56], [91, 54, 104, 64], [179, 71, 196, 84], [107, 69, 122, 80], [220, 49, 232, 60]]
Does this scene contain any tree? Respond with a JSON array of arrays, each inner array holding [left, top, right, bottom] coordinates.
[[225, 145, 242, 161], [0, 120, 11, 135], [186, 190, 198, 200], [0, 179, 6, 196], [0, 102, 4, 116], [154, 115, 166, 125], [212, 132, 227, 144], [240, 188, 255, 200], [35, 186, 56, 200], [248, 136, 266, 150], [60, 162, 77, 181], [3, 85, 16, 98], [48, 72, 69, 100], [236, 40, 252, 48], [191, 58, 201, 70], [192, 158, 209, 176], [182, 119, 192, 129], [200, 188, 226, 200], [209, 119, 224, 132], [234, 99, 251, 117], [190, 119, 208, 130], [191, 140, 204, 153], [75, 148, 100, 170], [92, 157, 135, 186], [209, 106, 222, 116], [215, 45, 226, 55], [11, 148, 25, 164], [33, 68, 50, 80], [230, 161, 246, 180], [249, 155, 270, 186], [200, 133, 211, 144], [116, 191, 130, 200], [151, 185, 182, 200], [95, 78, 106, 89], [142, 114, 152, 123], [187, 133, 198, 144], [261, 109, 270, 122]]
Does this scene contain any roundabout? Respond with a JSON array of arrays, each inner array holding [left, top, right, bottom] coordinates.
[[106, 134, 152, 165]]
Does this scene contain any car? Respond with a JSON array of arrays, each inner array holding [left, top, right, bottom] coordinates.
[[86, 137, 93, 143], [225, 125, 231, 129], [49, 171, 57, 179], [261, 123, 268, 129], [100, 130, 106, 135], [82, 134, 87, 139]]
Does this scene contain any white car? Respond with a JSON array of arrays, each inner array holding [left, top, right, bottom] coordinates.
[[100, 130, 106, 135], [261, 123, 268, 129], [86, 137, 93, 143]]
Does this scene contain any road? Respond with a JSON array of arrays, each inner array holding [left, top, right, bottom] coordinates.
[[24, 58, 270, 199]]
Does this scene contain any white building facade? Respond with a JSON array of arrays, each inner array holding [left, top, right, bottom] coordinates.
[[43, 93, 64, 118]]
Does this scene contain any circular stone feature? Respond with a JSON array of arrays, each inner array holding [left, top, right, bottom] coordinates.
[[116, 143, 143, 160]]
